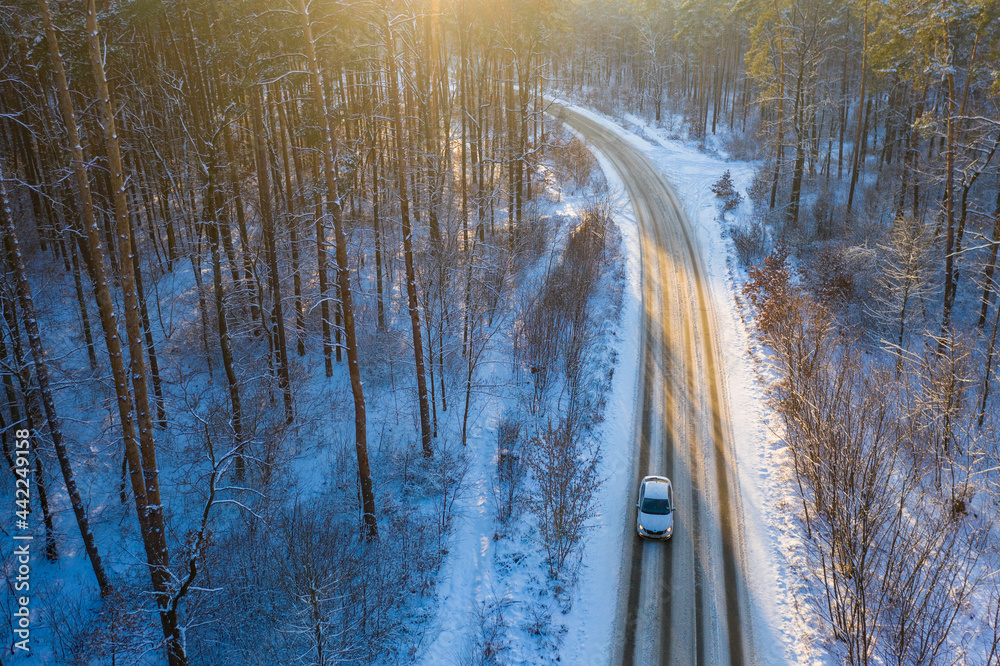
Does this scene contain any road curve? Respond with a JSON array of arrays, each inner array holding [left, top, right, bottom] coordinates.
[[550, 103, 752, 666]]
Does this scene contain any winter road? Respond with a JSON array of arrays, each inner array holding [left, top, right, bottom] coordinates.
[[550, 103, 753, 666]]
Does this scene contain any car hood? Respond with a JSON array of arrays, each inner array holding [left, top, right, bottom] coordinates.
[[638, 511, 673, 534]]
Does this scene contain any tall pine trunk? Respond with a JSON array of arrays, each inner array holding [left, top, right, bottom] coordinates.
[[769, 0, 786, 211], [384, 14, 434, 457], [251, 90, 294, 424], [274, 91, 306, 357], [297, 0, 378, 538], [40, 0, 181, 661], [205, 147, 246, 478], [978, 188, 1000, 329], [939, 49, 958, 346], [846, 0, 869, 215], [83, 1, 184, 661]]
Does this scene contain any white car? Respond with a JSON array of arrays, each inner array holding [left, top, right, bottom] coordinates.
[[636, 476, 674, 539]]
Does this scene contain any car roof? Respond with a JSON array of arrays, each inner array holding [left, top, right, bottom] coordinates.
[[642, 476, 671, 499]]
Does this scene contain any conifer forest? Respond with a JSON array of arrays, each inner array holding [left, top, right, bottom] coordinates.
[[2, 0, 1000, 664]]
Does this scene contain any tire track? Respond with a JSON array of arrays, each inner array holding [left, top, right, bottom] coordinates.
[[622, 325, 655, 664], [658, 174, 747, 666]]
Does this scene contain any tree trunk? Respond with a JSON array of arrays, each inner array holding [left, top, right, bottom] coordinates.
[[223, 124, 261, 331], [769, 0, 786, 211], [979, 285, 1000, 428], [788, 60, 806, 229], [384, 14, 434, 457], [950, 136, 998, 314], [39, 0, 160, 612], [127, 216, 166, 429], [206, 146, 247, 478], [837, 49, 848, 179], [846, 0, 869, 215], [979, 187, 1000, 329], [939, 61, 958, 346], [251, 90, 294, 424], [310, 153, 335, 374], [275, 91, 306, 357], [0, 289, 58, 561], [372, 142, 387, 332], [82, 1, 183, 660], [67, 219, 99, 370], [298, 0, 378, 538]]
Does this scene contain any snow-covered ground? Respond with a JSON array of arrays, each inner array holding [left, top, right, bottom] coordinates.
[[412, 156, 639, 664]]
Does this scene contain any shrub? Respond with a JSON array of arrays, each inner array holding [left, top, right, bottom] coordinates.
[[803, 244, 855, 309], [461, 596, 512, 666], [721, 127, 763, 161], [742, 247, 793, 338], [523, 201, 613, 414], [712, 170, 744, 212], [189, 497, 438, 665], [728, 215, 769, 267], [812, 182, 833, 239], [747, 167, 773, 212], [552, 136, 597, 191], [526, 419, 601, 578], [491, 414, 526, 525]]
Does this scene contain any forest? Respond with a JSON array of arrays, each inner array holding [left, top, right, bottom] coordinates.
[[1, 0, 1000, 663]]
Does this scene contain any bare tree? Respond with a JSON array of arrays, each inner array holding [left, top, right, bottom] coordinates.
[[872, 216, 935, 375], [765, 278, 982, 665], [525, 419, 601, 578]]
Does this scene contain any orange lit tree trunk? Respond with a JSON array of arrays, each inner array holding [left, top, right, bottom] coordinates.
[[83, 1, 184, 662], [297, 0, 378, 538], [39, 0, 183, 661], [384, 13, 434, 457]]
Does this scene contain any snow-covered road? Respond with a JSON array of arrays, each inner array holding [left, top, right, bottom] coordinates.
[[551, 103, 755, 666]]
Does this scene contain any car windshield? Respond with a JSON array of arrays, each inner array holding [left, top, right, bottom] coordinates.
[[640, 497, 671, 515]]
